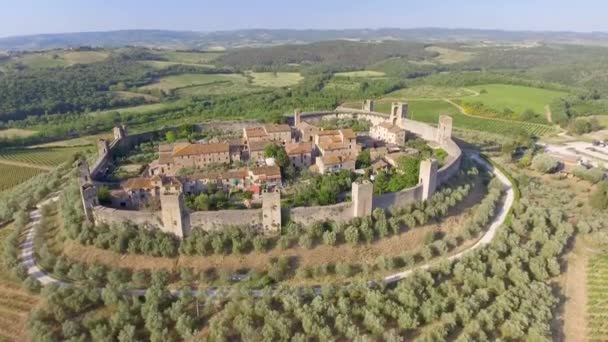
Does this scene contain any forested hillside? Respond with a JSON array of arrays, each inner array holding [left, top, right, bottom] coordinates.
[[0, 59, 154, 121], [217, 41, 436, 70]]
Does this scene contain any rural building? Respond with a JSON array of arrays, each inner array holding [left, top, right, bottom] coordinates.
[[370, 122, 406, 145], [285, 142, 314, 168]]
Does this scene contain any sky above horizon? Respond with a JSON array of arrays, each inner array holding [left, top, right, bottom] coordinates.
[[1, 0, 607, 37]]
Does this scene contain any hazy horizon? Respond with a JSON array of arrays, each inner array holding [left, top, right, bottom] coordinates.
[[1, 0, 607, 38]]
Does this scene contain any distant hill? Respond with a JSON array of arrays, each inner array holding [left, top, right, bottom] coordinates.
[[1, 28, 608, 51]]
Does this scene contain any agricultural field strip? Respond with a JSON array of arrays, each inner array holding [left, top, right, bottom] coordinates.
[[19, 153, 515, 296], [0, 147, 84, 168], [587, 254, 608, 337], [0, 164, 46, 192]]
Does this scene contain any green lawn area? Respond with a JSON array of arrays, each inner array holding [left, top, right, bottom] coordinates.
[[248, 72, 303, 87], [425, 46, 474, 64], [87, 100, 189, 117], [5, 51, 109, 69], [334, 70, 387, 78], [0, 128, 38, 139], [468, 84, 568, 114], [385, 86, 476, 99], [140, 73, 248, 91], [342, 99, 555, 137], [160, 51, 223, 64], [140, 60, 216, 70]]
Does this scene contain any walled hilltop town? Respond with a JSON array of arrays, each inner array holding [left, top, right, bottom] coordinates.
[[78, 100, 460, 239]]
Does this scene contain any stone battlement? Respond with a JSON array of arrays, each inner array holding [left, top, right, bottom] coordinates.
[[79, 101, 462, 239]]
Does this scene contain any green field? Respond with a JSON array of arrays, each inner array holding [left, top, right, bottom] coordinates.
[[177, 81, 262, 97], [0, 128, 38, 139], [140, 73, 248, 91], [0, 146, 84, 167], [0, 163, 46, 192], [343, 99, 555, 136], [468, 84, 568, 115], [587, 254, 608, 341], [248, 72, 303, 87], [425, 46, 474, 64], [334, 70, 387, 78], [140, 60, 216, 70], [385, 85, 475, 99], [1, 51, 109, 69], [160, 51, 223, 64]]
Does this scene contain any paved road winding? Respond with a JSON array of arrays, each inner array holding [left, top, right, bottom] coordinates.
[[19, 154, 514, 293]]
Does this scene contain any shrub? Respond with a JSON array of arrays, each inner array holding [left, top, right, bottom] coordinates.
[[322, 230, 337, 246], [344, 226, 360, 245], [531, 154, 560, 173], [571, 166, 605, 184]]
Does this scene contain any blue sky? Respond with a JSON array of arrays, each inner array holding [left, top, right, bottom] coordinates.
[[1, 0, 606, 37]]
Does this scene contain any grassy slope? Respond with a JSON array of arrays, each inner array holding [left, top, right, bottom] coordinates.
[[468, 84, 567, 114], [0, 163, 45, 192], [249, 72, 303, 87], [140, 73, 248, 91], [334, 70, 386, 78], [0, 225, 39, 342]]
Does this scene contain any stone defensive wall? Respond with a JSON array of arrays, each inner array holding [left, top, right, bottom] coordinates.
[[83, 104, 463, 235]]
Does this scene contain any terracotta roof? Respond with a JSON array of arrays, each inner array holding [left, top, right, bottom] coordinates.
[[249, 165, 281, 177], [296, 121, 318, 130], [189, 169, 248, 181], [244, 127, 268, 138], [317, 129, 340, 136], [173, 143, 229, 156], [320, 155, 342, 165], [340, 128, 356, 139], [159, 144, 174, 152], [158, 152, 174, 165], [319, 141, 349, 151], [248, 140, 273, 152], [122, 177, 154, 190], [285, 142, 313, 155], [264, 124, 291, 133], [377, 122, 405, 134]]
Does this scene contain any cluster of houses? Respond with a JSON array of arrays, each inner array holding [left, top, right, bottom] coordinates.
[[112, 105, 411, 209]]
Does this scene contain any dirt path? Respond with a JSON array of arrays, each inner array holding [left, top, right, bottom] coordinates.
[[562, 240, 589, 342], [0, 159, 53, 171], [545, 105, 553, 123]]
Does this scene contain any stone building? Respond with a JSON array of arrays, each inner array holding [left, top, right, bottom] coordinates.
[[314, 128, 360, 159], [315, 155, 356, 174], [247, 140, 274, 163], [243, 124, 292, 144], [370, 122, 406, 146], [249, 165, 282, 188], [171, 143, 231, 169], [285, 142, 313, 168]]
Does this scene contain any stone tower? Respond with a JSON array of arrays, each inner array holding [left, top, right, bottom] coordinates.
[[262, 189, 281, 233], [363, 99, 375, 112], [97, 139, 109, 158], [419, 159, 438, 201], [390, 102, 408, 126], [437, 115, 453, 146], [294, 109, 302, 126], [77, 160, 98, 223], [160, 192, 187, 238], [352, 181, 373, 218], [113, 125, 127, 141]]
